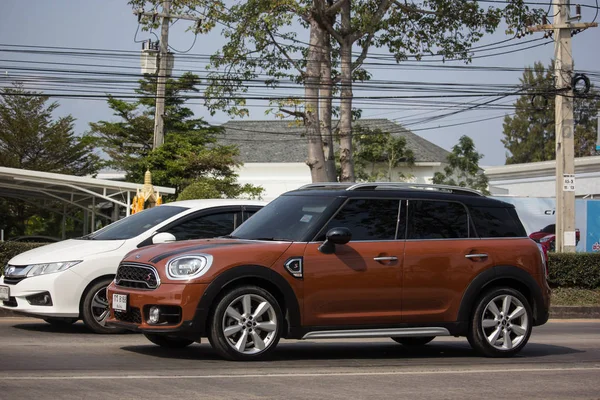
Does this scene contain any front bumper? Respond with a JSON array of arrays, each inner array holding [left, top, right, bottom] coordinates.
[[0, 270, 85, 318], [106, 281, 208, 339]]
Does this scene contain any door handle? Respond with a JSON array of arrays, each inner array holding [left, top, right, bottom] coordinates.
[[373, 256, 398, 262], [465, 253, 488, 259]]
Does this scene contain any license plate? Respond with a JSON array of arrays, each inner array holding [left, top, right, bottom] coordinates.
[[0, 286, 9, 301], [112, 293, 127, 312]]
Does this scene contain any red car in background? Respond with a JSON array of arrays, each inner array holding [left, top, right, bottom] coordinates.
[[529, 224, 580, 251]]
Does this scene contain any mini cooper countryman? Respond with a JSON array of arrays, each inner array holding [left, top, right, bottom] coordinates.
[[106, 183, 550, 361]]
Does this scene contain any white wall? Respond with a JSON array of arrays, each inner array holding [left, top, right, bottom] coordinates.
[[488, 172, 600, 198], [236, 162, 447, 200]]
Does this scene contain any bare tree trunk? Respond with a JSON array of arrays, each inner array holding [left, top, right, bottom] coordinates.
[[319, 27, 336, 182], [305, 17, 328, 182], [338, 2, 355, 182]]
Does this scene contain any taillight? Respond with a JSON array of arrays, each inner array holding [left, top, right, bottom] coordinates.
[[536, 242, 548, 278]]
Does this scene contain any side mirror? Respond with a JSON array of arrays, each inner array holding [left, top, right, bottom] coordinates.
[[152, 232, 176, 244], [318, 227, 352, 254]]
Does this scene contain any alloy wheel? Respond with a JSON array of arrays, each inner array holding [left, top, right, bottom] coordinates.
[[90, 286, 110, 326], [221, 293, 278, 355], [481, 294, 529, 351]]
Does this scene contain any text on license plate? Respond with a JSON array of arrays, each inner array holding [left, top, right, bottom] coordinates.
[[112, 293, 127, 311], [0, 286, 8, 301]]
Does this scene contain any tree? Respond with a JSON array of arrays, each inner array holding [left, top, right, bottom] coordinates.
[[432, 135, 489, 194], [129, 0, 544, 182], [88, 73, 263, 199], [0, 83, 100, 237], [502, 61, 599, 164], [348, 125, 415, 182], [0, 83, 100, 175]]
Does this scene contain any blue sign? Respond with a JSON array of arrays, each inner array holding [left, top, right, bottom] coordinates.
[[586, 201, 600, 252]]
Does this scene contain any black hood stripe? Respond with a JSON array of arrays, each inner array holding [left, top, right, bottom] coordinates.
[[149, 242, 248, 264]]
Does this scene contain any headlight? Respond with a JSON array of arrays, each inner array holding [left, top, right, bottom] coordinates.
[[166, 254, 213, 279], [26, 261, 82, 277], [540, 236, 553, 243]]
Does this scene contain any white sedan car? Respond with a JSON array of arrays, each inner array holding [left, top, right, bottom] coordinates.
[[0, 199, 265, 333]]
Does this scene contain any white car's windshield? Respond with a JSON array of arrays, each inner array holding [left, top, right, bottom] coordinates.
[[79, 206, 188, 240]]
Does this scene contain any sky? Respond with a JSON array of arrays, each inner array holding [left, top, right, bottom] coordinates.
[[1, 0, 599, 166]]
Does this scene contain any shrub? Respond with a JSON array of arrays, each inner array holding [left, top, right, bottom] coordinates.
[[548, 252, 600, 289], [0, 242, 47, 275]]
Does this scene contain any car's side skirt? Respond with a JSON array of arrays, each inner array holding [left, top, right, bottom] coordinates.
[[301, 327, 450, 340]]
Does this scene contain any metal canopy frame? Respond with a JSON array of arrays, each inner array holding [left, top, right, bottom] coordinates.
[[0, 167, 176, 237]]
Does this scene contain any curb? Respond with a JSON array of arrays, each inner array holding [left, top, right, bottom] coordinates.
[[3, 306, 600, 319]]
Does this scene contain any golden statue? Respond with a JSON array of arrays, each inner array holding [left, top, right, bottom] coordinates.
[[131, 170, 163, 214]]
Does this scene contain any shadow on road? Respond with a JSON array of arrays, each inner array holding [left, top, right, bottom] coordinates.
[[120, 340, 583, 362], [11, 321, 135, 335]]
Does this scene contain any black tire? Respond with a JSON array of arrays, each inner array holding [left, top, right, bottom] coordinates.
[[467, 287, 533, 357], [81, 278, 126, 334], [208, 285, 283, 361], [391, 336, 435, 346], [144, 333, 195, 348], [43, 317, 78, 326]]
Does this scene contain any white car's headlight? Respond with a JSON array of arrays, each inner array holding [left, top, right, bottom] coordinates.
[[26, 261, 82, 277], [166, 254, 213, 279]]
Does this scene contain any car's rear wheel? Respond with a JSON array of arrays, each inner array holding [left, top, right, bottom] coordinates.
[[81, 278, 125, 334], [43, 317, 78, 327], [391, 336, 435, 346], [467, 287, 532, 357], [144, 333, 195, 348], [208, 286, 282, 361]]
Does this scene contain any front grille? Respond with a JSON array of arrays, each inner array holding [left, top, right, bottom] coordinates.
[[2, 297, 18, 307], [3, 265, 28, 285], [114, 307, 142, 324], [115, 263, 159, 290], [3, 277, 26, 285]]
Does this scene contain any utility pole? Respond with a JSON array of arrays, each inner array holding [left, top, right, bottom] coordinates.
[[134, 3, 201, 149], [153, 0, 171, 149], [528, 2, 597, 253]]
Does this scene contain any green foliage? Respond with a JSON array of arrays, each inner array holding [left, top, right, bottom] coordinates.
[[347, 126, 416, 182], [177, 177, 264, 201], [548, 252, 600, 289], [0, 83, 100, 175], [432, 135, 489, 194], [0, 242, 47, 276], [88, 73, 263, 199], [502, 61, 599, 164]]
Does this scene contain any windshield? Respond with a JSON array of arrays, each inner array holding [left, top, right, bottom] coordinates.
[[231, 195, 339, 242], [81, 206, 188, 240]]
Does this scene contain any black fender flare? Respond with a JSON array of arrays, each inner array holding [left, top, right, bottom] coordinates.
[[192, 265, 301, 336], [457, 265, 548, 327]]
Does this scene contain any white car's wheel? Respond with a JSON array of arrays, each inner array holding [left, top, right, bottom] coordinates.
[[81, 278, 125, 334]]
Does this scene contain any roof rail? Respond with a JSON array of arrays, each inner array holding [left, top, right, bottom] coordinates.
[[297, 183, 353, 190], [346, 182, 483, 196], [297, 182, 483, 196]]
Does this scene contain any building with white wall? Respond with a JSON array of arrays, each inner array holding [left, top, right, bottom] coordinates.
[[485, 156, 600, 198], [220, 119, 452, 200]]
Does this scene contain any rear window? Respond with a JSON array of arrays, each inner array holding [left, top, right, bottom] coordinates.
[[470, 206, 526, 238], [407, 200, 469, 239]]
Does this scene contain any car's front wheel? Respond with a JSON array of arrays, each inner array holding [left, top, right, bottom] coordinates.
[[391, 336, 435, 346], [144, 333, 195, 348], [467, 287, 533, 357], [81, 278, 126, 334], [208, 286, 283, 361]]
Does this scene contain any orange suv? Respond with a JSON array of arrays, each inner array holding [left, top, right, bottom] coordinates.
[[107, 183, 550, 360]]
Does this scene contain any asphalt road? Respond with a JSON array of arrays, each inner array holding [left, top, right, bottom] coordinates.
[[0, 318, 599, 400]]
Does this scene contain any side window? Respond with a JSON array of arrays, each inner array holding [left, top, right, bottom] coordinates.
[[319, 198, 401, 241], [407, 200, 468, 240], [470, 207, 527, 238], [242, 208, 260, 223], [166, 212, 237, 241]]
